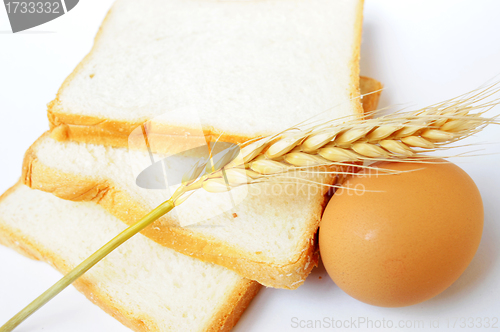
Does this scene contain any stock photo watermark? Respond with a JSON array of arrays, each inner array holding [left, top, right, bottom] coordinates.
[[290, 316, 499, 329]]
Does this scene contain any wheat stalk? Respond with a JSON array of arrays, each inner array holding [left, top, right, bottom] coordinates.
[[2, 84, 499, 332]]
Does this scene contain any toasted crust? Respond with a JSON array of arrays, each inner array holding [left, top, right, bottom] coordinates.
[[207, 279, 262, 332], [348, 0, 365, 118], [0, 183, 261, 332]]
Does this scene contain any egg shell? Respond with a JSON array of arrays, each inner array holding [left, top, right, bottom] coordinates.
[[319, 159, 483, 307]]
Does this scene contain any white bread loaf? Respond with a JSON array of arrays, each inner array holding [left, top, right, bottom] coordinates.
[[0, 184, 260, 332], [48, 0, 365, 147]]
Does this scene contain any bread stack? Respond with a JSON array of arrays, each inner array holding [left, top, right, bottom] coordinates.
[[0, 0, 381, 331]]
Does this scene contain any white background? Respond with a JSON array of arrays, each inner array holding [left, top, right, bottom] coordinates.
[[1, 1, 500, 331]]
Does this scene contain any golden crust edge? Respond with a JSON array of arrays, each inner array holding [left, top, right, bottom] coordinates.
[[348, 0, 365, 119], [207, 278, 262, 332]]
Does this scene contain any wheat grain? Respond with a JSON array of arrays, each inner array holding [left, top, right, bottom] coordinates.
[[318, 146, 361, 162], [379, 140, 414, 156], [351, 142, 389, 158], [401, 136, 435, 149], [334, 127, 373, 147], [250, 159, 289, 175], [266, 135, 303, 159], [302, 132, 337, 152], [366, 125, 402, 142], [421, 129, 454, 141]]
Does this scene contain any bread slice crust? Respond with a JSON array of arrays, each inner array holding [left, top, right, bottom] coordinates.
[[0, 183, 261, 332]]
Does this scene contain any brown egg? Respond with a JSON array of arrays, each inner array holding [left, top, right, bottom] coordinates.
[[319, 159, 483, 307]]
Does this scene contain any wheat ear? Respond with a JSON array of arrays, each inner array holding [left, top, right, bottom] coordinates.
[[179, 85, 499, 197], [2, 84, 498, 332]]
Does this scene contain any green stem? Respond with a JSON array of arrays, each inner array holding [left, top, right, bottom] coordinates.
[[0, 198, 175, 332]]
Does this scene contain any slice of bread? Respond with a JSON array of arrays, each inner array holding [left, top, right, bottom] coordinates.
[[0, 184, 260, 332], [23, 77, 381, 289], [48, 0, 365, 148]]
